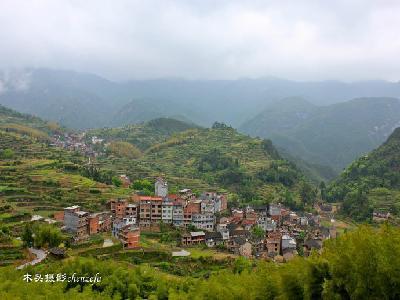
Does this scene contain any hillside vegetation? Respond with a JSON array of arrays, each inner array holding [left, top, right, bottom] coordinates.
[[240, 97, 400, 173], [1, 225, 399, 299], [327, 128, 400, 221], [87, 117, 199, 151], [95, 122, 315, 208]]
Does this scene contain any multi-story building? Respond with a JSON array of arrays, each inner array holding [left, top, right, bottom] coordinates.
[[192, 212, 215, 231], [139, 201, 151, 228], [126, 203, 138, 218], [155, 177, 168, 197], [183, 206, 193, 227], [179, 189, 196, 201], [201, 192, 228, 212], [64, 205, 89, 241], [266, 231, 281, 257], [186, 200, 202, 214], [181, 231, 205, 246], [120, 225, 140, 249], [161, 200, 173, 223], [112, 217, 136, 237], [110, 199, 127, 219], [138, 196, 163, 228], [172, 201, 184, 227], [201, 199, 215, 214]]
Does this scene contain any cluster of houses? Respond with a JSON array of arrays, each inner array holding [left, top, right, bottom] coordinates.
[[50, 132, 99, 157], [182, 203, 336, 261], [56, 177, 336, 260], [56, 178, 227, 249]]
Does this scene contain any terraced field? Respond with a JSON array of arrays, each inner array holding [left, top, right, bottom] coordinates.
[[0, 130, 132, 265]]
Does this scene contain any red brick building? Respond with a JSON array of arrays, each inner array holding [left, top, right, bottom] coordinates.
[[119, 225, 140, 249], [181, 231, 205, 246]]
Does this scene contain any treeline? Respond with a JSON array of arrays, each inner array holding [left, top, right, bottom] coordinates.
[[2, 225, 399, 299]]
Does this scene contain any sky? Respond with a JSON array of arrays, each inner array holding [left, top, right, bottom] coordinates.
[[0, 0, 400, 81]]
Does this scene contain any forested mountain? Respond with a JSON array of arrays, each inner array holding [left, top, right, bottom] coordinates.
[[327, 128, 400, 221], [240, 97, 400, 173], [2, 68, 400, 129]]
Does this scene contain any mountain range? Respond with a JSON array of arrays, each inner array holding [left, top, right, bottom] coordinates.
[[2, 68, 400, 129], [2, 68, 400, 179], [240, 97, 400, 173]]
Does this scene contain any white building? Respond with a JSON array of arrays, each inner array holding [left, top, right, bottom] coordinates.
[[192, 213, 215, 231], [155, 177, 168, 197], [162, 200, 173, 223], [172, 203, 184, 227]]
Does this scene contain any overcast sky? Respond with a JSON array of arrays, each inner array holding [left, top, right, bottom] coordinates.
[[1, 0, 399, 81]]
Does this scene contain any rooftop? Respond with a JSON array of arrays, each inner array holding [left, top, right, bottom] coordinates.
[[190, 231, 205, 237]]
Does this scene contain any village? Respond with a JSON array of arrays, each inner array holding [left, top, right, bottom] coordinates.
[[53, 177, 339, 261]]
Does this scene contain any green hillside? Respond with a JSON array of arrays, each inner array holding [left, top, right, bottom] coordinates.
[[0, 104, 63, 138], [0, 106, 130, 231], [240, 97, 400, 173], [95, 122, 315, 207], [327, 128, 400, 221], [87, 117, 199, 151]]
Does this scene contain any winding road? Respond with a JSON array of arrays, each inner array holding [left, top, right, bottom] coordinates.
[[16, 248, 47, 270]]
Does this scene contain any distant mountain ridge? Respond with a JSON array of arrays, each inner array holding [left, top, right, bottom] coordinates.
[[240, 97, 400, 173], [2, 68, 400, 129]]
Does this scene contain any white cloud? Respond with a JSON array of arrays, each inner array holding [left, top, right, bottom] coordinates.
[[0, 0, 399, 81]]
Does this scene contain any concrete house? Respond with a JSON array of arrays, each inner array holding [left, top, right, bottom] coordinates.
[[155, 177, 168, 197]]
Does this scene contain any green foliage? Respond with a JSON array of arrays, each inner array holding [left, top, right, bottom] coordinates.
[[132, 179, 153, 191], [341, 189, 373, 222], [241, 97, 400, 173], [107, 141, 142, 159], [2, 225, 400, 299], [327, 128, 400, 220], [112, 176, 122, 187], [80, 165, 115, 185], [32, 223, 64, 248], [0, 148, 14, 159], [299, 181, 317, 205], [251, 226, 265, 239], [87, 117, 199, 151], [117, 126, 307, 203], [22, 224, 34, 247]]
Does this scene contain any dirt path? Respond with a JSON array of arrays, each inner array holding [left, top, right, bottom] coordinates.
[[16, 248, 47, 269]]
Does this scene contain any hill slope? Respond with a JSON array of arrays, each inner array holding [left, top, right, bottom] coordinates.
[[87, 117, 200, 151], [327, 128, 400, 221], [240, 97, 400, 172], [0, 105, 130, 221], [95, 122, 315, 207]]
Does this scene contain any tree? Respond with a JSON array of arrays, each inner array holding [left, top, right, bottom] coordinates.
[[300, 181, 317, 205], [251, 226, 265, 239], [1, 148, 14, 159], [319, 181, 327, 200], [21, 224, 34, 247], [112, 176, 122, 187]]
